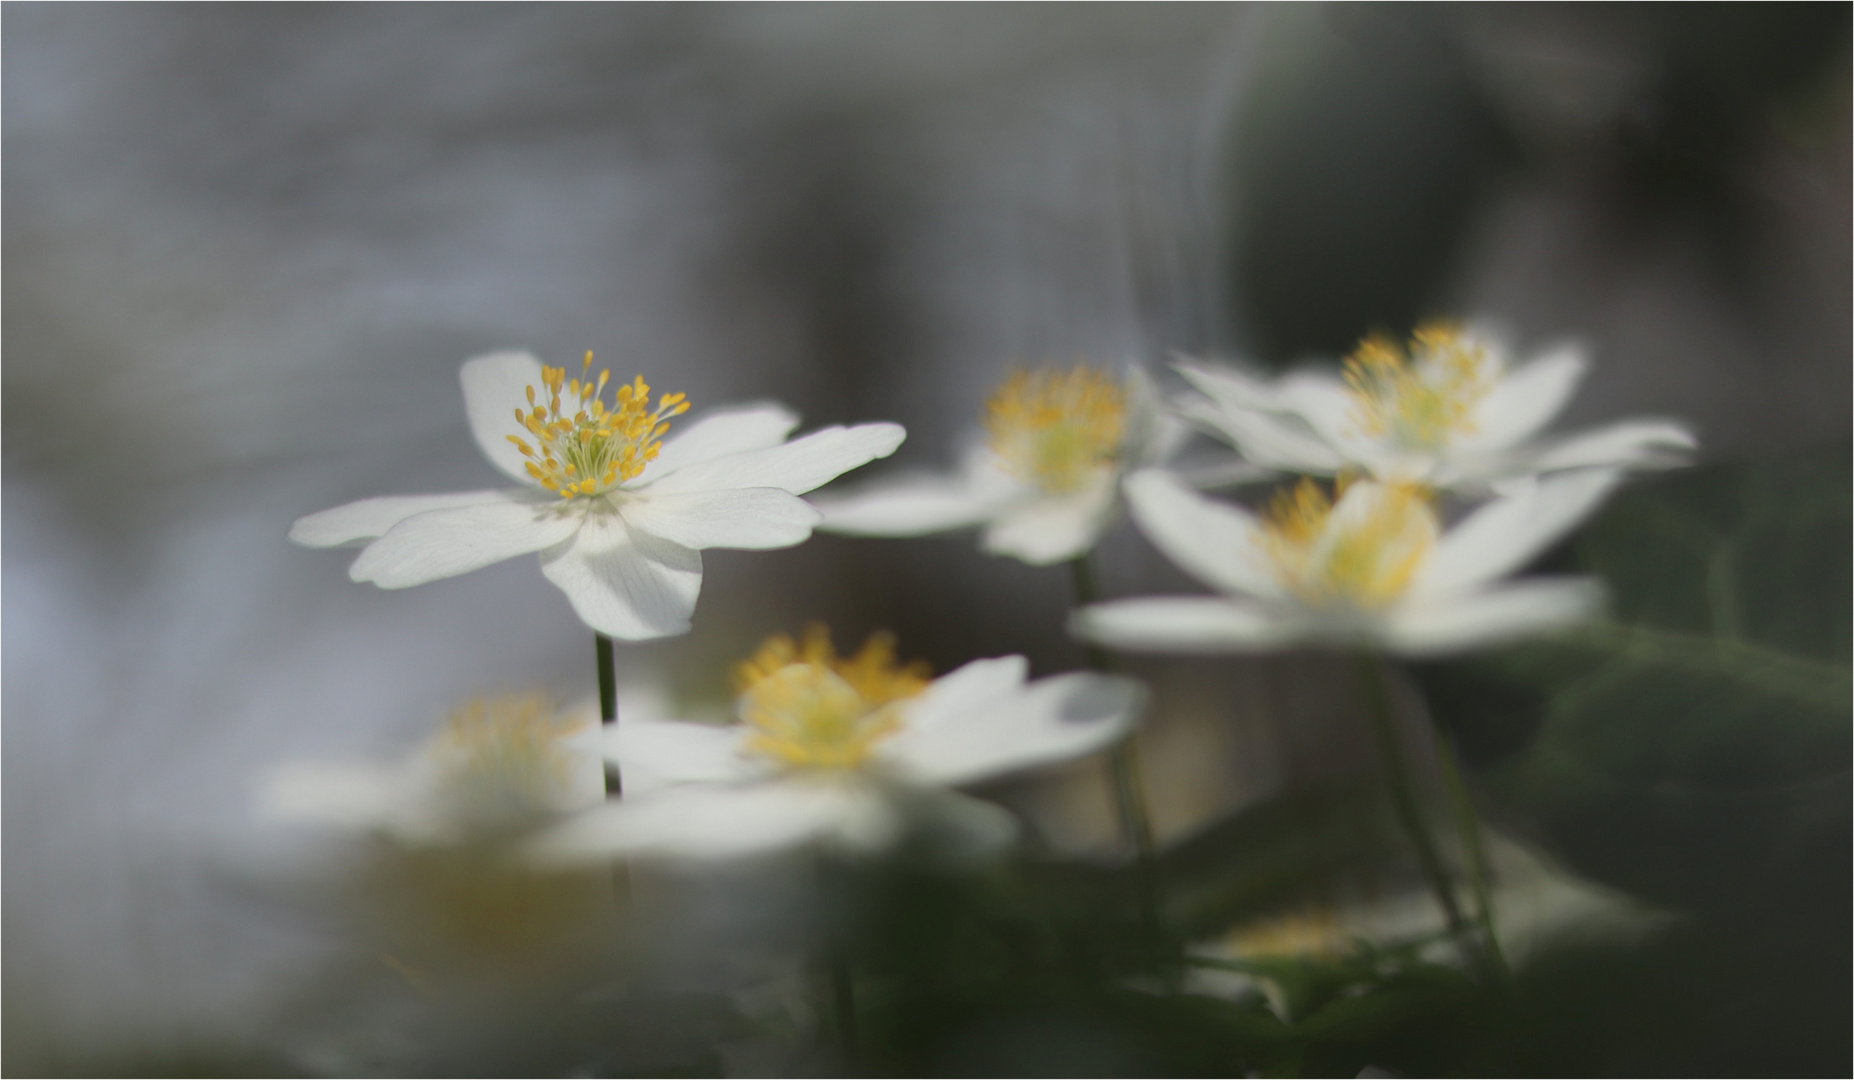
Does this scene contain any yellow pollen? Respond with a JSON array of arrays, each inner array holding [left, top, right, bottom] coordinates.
[[511, 351, 690, 499], [1228, 903, 1346, 960], [433, 692, 586, 799], [984, 367, 1128, 494], [733, 625, 931, 771], [1258, 477, 1438, 610], [1343, 322, 1493, 449]]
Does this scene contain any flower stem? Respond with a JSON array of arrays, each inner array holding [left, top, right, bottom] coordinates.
[[595, 631, 634, 908], [1068, 555, 1159, 940], [1354, 651, 1480, 972], [1436, 735, 1512, 985], [1069, 555, 1115, 674], [815, 856, 859, 1069], [596, 632, 621, 798], [830, 947, 858, 1068]]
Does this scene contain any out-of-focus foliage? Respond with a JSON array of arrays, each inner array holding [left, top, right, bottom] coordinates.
[[1416, 447, 1852, 1075], [834, 855, 1509, 1078], [1155, 782, 1400, 940], [1422, 449, 1850, 919], [805, 450, 1854, 1078]]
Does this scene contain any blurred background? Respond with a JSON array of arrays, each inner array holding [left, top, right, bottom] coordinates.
[[4, 4, 1848, 1075]]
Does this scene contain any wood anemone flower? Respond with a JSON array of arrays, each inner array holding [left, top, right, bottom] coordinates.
[[290, 350, 905, 639]]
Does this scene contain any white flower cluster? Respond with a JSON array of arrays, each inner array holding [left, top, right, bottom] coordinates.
[[284, 350, 1145, 865], [529, 633, 1141, 865], [279, 321, 1691, 864], [1063, 322, 1694, 657]]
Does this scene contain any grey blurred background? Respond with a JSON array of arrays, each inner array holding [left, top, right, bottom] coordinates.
[[4, 3, 1847, 1071]]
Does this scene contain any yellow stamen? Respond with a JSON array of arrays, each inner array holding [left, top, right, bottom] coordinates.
[[733, 625, 931, 771], [1228, 903, 1346, 960], [1343, 322, 1493, 449], [509, 352, 691, 500], [433, 692, 586, 798], [984, 367, 1128, 493], [1258, 478, 1437, 610]]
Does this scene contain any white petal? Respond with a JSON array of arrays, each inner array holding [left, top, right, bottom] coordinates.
[[1525, 419, 1697, 474], [459, 350, 550, 485], [1122, 469, 1283, 599], [1140, 409, 1196, 469], [1410, 468, 1622, 599], [1458, 346, 1586, 451], [289, 490, 511, 547], [980, 474, 1118, 565], [348, 491, 581, 588], [960, 447, 1042, 501], [1277, 372, 1424, 480], [602, 717, 757, 796], [887, 672, 1144, 787], [639, 402, 802, 481], [903, 656, 1031, 734], [258, 761, 405, 830], [1380, 578, 1603, 656], [893, 788, 1020, 861], [539, 511, 703, 640], [1175, 394, 1349, 473], [1070, 596, 1304, 653], [641, 423, 906, 496], [1122, 365, 1188, 467], [552, 732, 612, 814], [619, 487, 820, 550], [1170, 458, 1274, 491], [524, 781, 895, 865], [1273, 371, 1367, 450], [1175, 361, 1283, 411], [812, 474, 996, 536]]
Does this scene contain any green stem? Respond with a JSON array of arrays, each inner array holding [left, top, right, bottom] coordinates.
[[1354, 652, 1479, 970], [816, 856, 858, 1068], [595, 632, 634, 906], [1109, 740, 1159, 926], [1069, 555, 1160, 938], [1069, 555, 1115, 674], [596, 632, 621, 798], [1436, 736, 1512, 984], [830, 948, 858, 1068]]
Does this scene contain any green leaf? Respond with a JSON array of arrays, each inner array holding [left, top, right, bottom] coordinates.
[[1155, 781, 1405, 938], [1416, 448, 1852, 926]]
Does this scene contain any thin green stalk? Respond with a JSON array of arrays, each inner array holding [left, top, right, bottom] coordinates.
[[1354, 652, 1480, 971], [596, 632, 621, 797], [595, 631, 633, 906], [830, 947, 858, 1068], [1068, 555, 1159, 938], [1436, 737, 1512, 984], [816, 856, 859, 1069], [1069, 555, 1115, 674]]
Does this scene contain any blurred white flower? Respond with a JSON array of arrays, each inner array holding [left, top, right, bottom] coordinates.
[[260, 692, 605, 846], [291, 351, 905, 639], [1072, 467, 1620, 658], [258, 694, 619, 976], [813, 366, 1202, 565], [526, 627, 1145, 864], [1176, 323, 1695, 491]]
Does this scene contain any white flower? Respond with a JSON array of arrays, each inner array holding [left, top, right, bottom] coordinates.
[[290, 351, 905, 639], [1176, 323, 1695, 491], [812, 365, 1203, 566], [1072, 467, 1621, 658], [258, 695, 620, 970], [525, 627, 1145, 864], [260, 693, 605, 846]]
